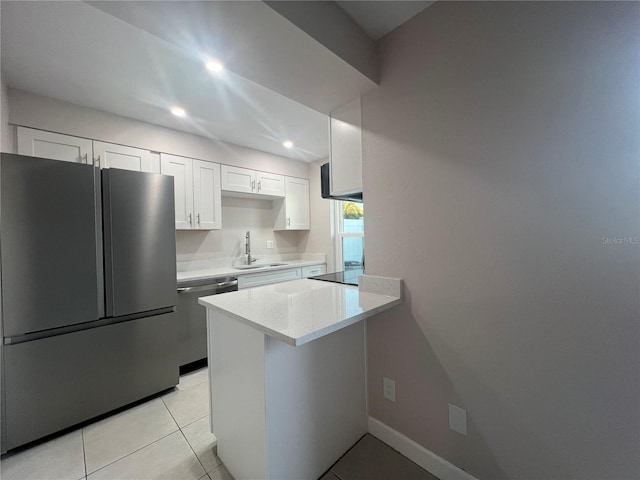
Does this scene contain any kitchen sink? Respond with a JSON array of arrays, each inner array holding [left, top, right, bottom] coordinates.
[[234, 263, 288, 270]]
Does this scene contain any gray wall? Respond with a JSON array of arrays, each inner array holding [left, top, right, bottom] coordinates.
[[362, 2, 639, 479], [0, 75, 16, 154]]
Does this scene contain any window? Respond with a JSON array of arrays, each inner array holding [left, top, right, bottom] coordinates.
[[335, 201, 364, 271]]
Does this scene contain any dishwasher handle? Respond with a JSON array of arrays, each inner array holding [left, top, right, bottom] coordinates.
[[177, 280, 238, 294]]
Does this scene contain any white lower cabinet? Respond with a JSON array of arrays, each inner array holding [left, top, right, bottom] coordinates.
[[161, 153, 221, 230], [238, 265, 325, 289], [17, 127, 92, 164], [238, 268, 301, 289], [301, 264, 326, 278], [274, 177, 310, 230], [93, 141, 157, 172]]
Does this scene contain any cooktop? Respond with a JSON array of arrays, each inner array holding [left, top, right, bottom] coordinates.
[[308, 269, 364, 286]]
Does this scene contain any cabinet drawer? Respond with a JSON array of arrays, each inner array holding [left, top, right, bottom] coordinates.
[[301, 264, 326, 278], [238, 268, 300, 289]]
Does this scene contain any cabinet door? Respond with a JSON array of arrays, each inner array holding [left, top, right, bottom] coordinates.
[[17, 127, 92, 164], [193, 160, 222, 230], [285, 177, 310, 230], [221, 165, 256, 194], [94, 141, 153, 172], [301, 264, 326, 278], [329, 98, 362, 196], [238, 268, 301, 289], [256, 171, 285, 197], [161, 153, 194, 230]]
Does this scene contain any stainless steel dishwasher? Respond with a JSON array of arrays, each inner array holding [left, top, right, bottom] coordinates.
[[176, 276, 238, 367]]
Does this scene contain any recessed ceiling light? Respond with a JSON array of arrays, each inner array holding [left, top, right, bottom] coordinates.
[[206, 60, 224, 73], [283, 140, 294, 149], [171, 107, 186, 117]]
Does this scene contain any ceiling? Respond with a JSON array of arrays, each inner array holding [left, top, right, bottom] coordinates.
[[1, 1, 433, 163], [336, 1, 435, 40]]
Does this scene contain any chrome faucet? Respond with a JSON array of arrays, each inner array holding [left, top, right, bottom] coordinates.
[[245, 231, 257, 264]]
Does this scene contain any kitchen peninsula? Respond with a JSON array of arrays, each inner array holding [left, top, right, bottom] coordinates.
[[199, 275, 401, 480]]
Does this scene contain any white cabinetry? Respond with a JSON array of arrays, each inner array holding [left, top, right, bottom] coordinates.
[[238, 268, 301, 289], [221, 165, 284, 197], [301, 264, 326, 278], [161, 154, 222, 230], [93, 141, 157, 173], [329, 97, 362, 196], [193, 159, 222, 230], [17, 127, 92, 164], [274, 177, 310, 230], [256, 171, 285, 197]]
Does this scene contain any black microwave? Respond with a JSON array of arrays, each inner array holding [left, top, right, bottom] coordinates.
[[320, 163, 363, 203]]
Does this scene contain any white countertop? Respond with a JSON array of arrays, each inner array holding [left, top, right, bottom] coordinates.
[[177, 259, 325, 284], [198, 278, 402, 346]]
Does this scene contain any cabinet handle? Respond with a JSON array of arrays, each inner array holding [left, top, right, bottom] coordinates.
[[81, 153, 88, 164], [257, 180, 261, 191], [95, 155, 100, 167], [252, 180, 256, 191], [287, 217, 291, 227], [197, 213, 201, 226], [189, 213, 193, 226]]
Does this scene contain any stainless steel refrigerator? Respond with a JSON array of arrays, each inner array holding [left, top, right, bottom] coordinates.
[[0, 153, 178, 452]]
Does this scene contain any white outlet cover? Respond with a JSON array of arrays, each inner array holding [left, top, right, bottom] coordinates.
[[266, 240, 274, 249], [448, 403, 467, 435], [383, 377, 395, 402]]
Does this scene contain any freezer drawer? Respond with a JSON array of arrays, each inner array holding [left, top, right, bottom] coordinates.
[[1, 312, 178, 452]]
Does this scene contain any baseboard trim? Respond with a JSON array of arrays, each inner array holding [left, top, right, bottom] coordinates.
[[368, 417, 479, 480]]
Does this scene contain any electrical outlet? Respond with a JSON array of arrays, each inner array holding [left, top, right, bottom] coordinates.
[[266, 240, 274, 249], [383, 377, 395, 402], [448, 403, 467, 436]]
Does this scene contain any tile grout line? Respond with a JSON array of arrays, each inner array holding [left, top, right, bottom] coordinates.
[[181, 413, 209, 429], [81, 428, 88, 480], [178, 428, 209, 477], [85, 429, 179, 477], [163, 389, 211, 477], [86, 384, 201, 478]]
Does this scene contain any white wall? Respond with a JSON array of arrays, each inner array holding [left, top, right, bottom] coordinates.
[[362, 2, 639, 479], [301, 159, 336, 271], [8, 89, 310, 179]]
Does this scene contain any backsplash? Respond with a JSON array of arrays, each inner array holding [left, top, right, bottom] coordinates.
[[176, 196, 305, 263]]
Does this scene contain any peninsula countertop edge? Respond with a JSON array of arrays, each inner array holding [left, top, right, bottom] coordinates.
[[198, 277, 402, 346]]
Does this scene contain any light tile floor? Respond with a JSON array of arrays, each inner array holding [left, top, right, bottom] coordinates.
[[1, 367, 438, 480], [0, 367, 230, 480]]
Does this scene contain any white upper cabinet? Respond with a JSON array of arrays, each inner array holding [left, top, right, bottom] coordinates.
[[161, 153, 194, 230], [221, 165, 284, 198], [221, 165, 255, 194], [161, 154, 221, 230], [193, 160, 222, 230], [274, 177, 310, 230], [329, 97, 363, 196], [256, 171, 285, 197], [93, 141, 157, 173], [17, 127, 92, 164]]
